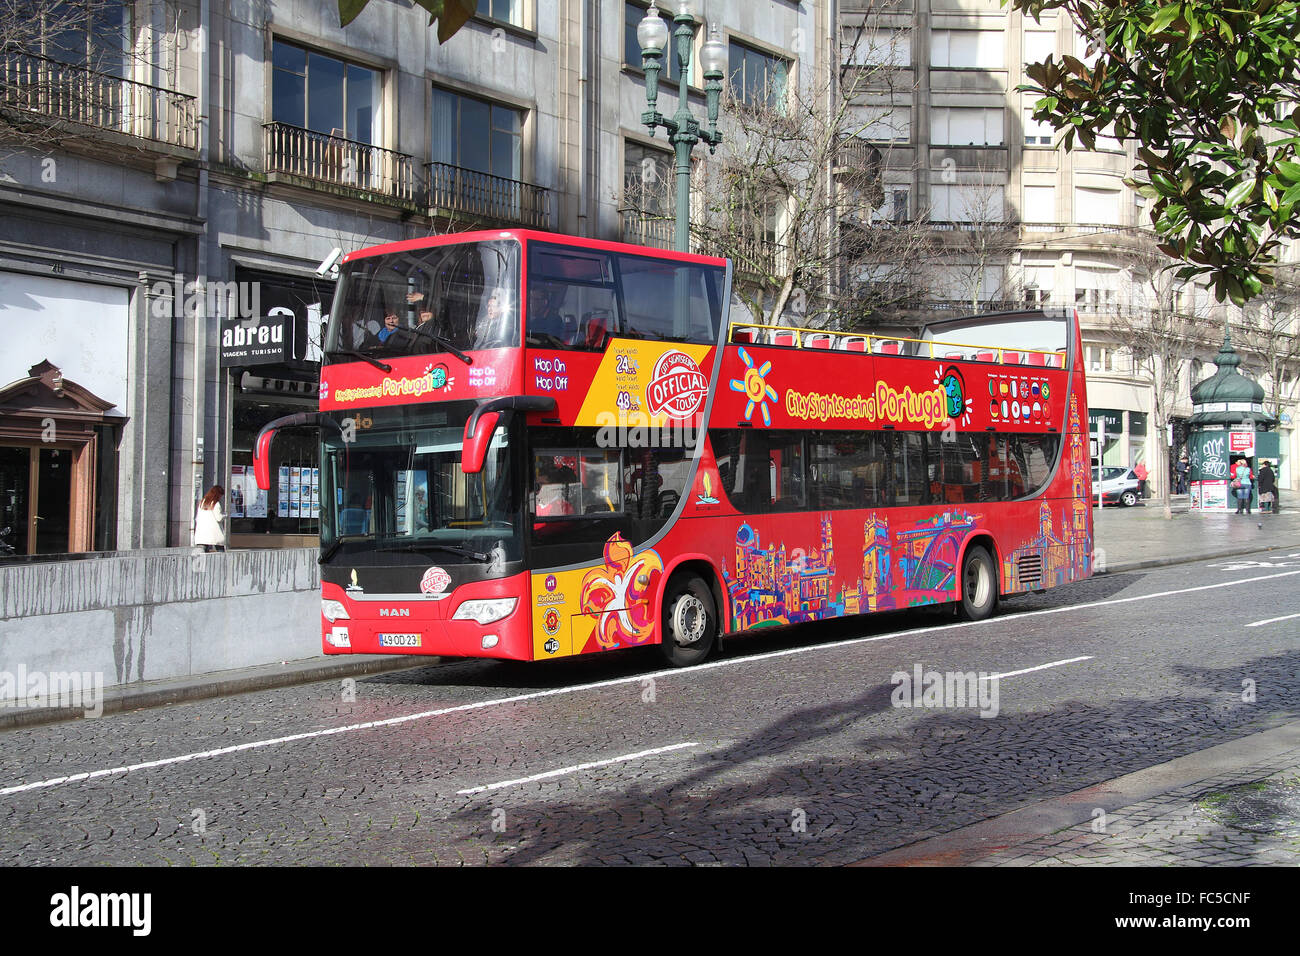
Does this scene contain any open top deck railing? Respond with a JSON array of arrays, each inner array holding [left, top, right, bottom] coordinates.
[[728, 322, 1066, 367]]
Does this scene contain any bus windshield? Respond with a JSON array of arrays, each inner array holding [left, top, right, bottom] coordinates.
[[321, 403, 522, 565], [326, 239, 520, 357]]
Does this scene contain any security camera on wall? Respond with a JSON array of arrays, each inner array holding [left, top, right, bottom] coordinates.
[[316, 247, 343, 278]]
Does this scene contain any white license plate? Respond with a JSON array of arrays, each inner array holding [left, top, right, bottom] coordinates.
[[378, 633, 422, 648]]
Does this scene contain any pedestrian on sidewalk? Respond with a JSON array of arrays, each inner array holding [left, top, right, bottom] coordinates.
[[1258, 460, 1277, 514], [1175, 453, 1189, 495], [1231, 458, 1254, 515], [1134, 460, 1149, 498], [194, 485, 227, 552]]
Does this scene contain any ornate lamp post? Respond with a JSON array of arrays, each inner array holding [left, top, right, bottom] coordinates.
[[638, 1, 728, 253]]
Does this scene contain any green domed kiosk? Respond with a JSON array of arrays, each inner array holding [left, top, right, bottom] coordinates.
[[1188, 332, 1277, 511]]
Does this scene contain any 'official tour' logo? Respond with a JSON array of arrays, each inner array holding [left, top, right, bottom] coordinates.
[[646, 350, 708, 420]]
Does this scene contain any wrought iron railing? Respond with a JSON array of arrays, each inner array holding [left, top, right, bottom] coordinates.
[[425, 162, 550, 228], [2, 52, 197, 150], [263, 122, 417, 202], [620, 209, 675, 250]]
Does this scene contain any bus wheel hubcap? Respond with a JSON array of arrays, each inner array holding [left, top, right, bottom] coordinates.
[[674, 594, 707, 645]]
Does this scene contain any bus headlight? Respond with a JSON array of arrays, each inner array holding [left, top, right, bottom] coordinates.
[[322, 599, 350, 623], [452, 598, 517, 625]]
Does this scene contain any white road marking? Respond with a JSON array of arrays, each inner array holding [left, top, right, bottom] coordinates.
[[4, 566, 1299, 798], [985, 656, 1094, 680], [457, 742, 699, 795], [1245, 611, 1300, 628]]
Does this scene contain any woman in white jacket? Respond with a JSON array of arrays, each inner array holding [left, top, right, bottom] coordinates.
[[194, 485, 227, 552]]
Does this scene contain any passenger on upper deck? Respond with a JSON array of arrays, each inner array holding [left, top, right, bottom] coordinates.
[[528, 282, 569, 345]]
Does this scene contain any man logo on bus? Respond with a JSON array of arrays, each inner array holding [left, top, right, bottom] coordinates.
[[579, 534, 663, 649], [646, 350, 708, 420]]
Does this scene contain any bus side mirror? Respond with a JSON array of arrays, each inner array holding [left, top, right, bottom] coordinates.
[[462, 411, 501, 475], [253, 426, 277, 490]]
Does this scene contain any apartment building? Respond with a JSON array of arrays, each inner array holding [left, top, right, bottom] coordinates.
[[838, 0, 1298, 495], [0, 0, 817, 555]]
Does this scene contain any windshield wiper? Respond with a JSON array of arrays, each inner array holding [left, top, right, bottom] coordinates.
[[319, 534, 368, 565], [392, 325, 474, 366], [377, 542, 491, 562], [325, 348, 392, 372]]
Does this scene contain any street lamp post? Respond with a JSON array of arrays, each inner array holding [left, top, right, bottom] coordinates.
[[638, 1, 727, 253]]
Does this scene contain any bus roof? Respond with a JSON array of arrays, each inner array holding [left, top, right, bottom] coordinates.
[[341, 229, 729, 269]]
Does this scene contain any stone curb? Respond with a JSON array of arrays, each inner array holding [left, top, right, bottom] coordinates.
[[0, 656, 433, 731]]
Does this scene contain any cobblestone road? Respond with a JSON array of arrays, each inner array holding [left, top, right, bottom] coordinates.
[[2, 548, 1298, 865]]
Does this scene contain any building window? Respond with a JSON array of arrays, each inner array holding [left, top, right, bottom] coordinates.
[[930, 183, 1006, 223], [30, 0, 130, 77], [1023, 184, 1055, 224], [1023, 30, 1055, 68], [854, 105, 911, 143], [625, 2, 692, 83], [431, 87, 522, 180], [272, 39, 379, 144], [1074, 186, 1121, 225], [930, 30, 1004, 69], [1076, 267, 1119, 312], [842, 27, 910, 68], [623, 141, 672, 216], [729, 40, 789, 110], [477, 0, 522, 27], [873, 187, 910, 224], [931, 107, 1004, 146], [1024, 108, 1053, 146]]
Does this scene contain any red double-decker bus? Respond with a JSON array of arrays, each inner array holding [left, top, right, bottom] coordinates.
[[254, 229, 1093, 666]]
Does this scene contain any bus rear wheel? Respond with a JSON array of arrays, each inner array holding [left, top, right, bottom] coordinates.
[[958, 545, 998, 621], [661, 574, 717, 667]]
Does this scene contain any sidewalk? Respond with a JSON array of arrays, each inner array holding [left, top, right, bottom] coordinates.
[[1095, 496, 1300, 573], [4, 501, 1299, 731], [855, 721, 1300, 867]]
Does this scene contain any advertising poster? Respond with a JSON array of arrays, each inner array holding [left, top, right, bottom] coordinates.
[[277, 465, 289, 517], [1200, 480, 1230, 511], [290, 466, 301, 518], [310, 467, 320, 519], [230, 466, 246, 518]]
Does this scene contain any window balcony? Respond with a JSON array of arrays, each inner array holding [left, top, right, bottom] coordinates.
[[425, 162, 551, 228], [2, 52, 197, 152], [263, 122, 417, 203], [620, 209, 675, 250]]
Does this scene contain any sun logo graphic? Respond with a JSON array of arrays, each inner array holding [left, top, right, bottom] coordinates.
[[579, 534, 663, 649], [934, 365, 973, 426], [729, 347, 778, 426]]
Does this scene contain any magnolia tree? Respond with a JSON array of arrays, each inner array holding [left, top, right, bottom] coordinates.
[[1008, 0, 1300, 306]]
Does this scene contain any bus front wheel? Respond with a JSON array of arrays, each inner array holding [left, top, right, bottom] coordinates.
[[958, 546, 998, 621], [661, 574, 718, 667]]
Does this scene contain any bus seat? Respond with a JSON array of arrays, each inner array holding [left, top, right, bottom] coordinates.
[[877, 341, 900, 355], [1027, 351, 1047, 366], [975, 351, 996, 362], [944, 351, 966, 360], [805, 332, 833, 349], [732, 326, 757, 343], [1003, 351, 1022, 365], [582, 312, 608, 349], [772, 329, 798, 347], [840, 336, 868, 352]]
